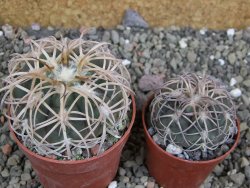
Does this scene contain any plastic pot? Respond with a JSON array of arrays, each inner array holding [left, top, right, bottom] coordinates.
[[9, 95, 136, 188], [142, 95, 240, 188]]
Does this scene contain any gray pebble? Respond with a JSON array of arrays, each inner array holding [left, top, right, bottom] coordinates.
[[187, 51, 197, 63], [245, 166, 250, 179], [7, 155, 20, 166], [119, 167, 126, 176], [228, 53, 237, 64], [124, 160, 137, 168], [21, 173, 31, 181], [1, 168, 10, 177], [111, 30, 119, 44], [229, 172, 245, 185]]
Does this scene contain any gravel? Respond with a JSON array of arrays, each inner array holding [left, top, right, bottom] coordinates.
[[0, 24, 250, 187]]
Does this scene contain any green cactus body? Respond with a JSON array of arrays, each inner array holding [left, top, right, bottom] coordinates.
[[150, 73, 237, 152], [1, 36, 132, 159]]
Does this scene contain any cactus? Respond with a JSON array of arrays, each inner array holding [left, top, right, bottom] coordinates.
[[1, 36, 132, 159], [149, 73, 237, 153]]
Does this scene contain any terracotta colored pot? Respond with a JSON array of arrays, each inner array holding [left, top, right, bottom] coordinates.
[[142, 95, 240, 188], [9, 95, 136, 188]]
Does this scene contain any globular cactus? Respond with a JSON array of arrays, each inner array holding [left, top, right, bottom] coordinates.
[[150, 73, 237, 153], [1, 36, 132, 159]]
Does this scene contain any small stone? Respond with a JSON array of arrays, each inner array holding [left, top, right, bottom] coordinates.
[[228, 53, 237, 64], [135, 155, 143, 166], [230, 78, 237, 86], [200, 28, 207, 35], [230, 88, 242, 98], [170, 58, 177, 70], [124, 160, 137, 168], [1, 144, 12, 155], [240, 157, 250, 167], [108, 181, 117, 188], [243, 80, 250, 87], [111, 30, 119, 44], [242, 95, 250, 106], [235, 75, 243, 83], [122, 9, 149, 28], [140, 176, 148, 183], [213, 165, 224, 176], [21, 173, 31, 181], [146, 181, 155, 188], [227, 28, 235, 37], [245, 147, 250, 156], [179, 38, 187, 48], [134, 185, 144, 188], [10, 166, 22, 177], [118, 167, 126, 176], [229, 172, 245, 186], [139, 33, 147, 43], [166, 144, 183, 155], [152, 134, 164, 145], [138, 75, 164, 92], [1, 168, 9, 177], [121, 176, 130, 183], [9, 177, 20, 185], [147, 127, 155, 136], [218, 59, 225, 65], [0, 31, 3, 37], [142, 49, 150, 58], [102, 31, 110, 42], [210, 55, 215, 60], [187, 51, 197, 63], [31, 23, 41, 31], [122, 59, 131, 66], [2, 24, 15, 39], [240, 122, 249, 132], [7, 155, 20, 166], [245, 166, 250, 179]]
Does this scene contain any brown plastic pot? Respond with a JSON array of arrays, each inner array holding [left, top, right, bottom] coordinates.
[[9, 95, 136, 188], [142, 95, 240, 188]]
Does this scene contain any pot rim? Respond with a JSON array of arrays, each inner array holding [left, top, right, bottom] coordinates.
[[9, 94, 136, 164], [142, 94, 240, 164]]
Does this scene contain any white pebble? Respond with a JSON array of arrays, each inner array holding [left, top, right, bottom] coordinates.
[[210, 55, 215, 60], [122, 59, 131, 66], [125, 39, 130, 44], [166, 144, 183, 155], [108, 181, 117, 188], [31, 23, 41, 31], [0, 31, 3, 37], [199, 28, 207, 35], [179, 39, 187, 48], [230, 78, 237, 86], [218, 59, 225, 66], [230, 88, 242, 98], [227, 28, 235, 37]]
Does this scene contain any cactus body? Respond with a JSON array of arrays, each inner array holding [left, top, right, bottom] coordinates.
[[150, 73, 237, 152], [1, 36, 132, 159]]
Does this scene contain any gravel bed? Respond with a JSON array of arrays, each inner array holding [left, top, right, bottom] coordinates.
[[0, 24, 250, 188]]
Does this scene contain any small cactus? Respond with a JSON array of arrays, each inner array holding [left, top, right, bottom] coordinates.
[[149, 73, 237, 153], [1, 36, 133, 159]]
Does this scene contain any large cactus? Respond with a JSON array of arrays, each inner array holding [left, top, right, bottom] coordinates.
[[150, 73, 237, 153], [1, 36, 132, 159]]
